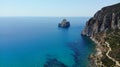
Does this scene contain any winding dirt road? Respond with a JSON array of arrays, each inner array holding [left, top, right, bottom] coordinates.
[[105, 42, 120, 67]]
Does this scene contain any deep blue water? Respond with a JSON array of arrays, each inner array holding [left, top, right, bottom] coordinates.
[[0, 17, 95, 67]]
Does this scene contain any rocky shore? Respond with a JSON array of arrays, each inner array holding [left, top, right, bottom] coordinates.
[[82, 3, 120, 67], [88, 37, 104, 67]]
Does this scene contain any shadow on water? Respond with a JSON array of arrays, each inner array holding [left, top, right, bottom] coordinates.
[[43, 35, 95, 67]]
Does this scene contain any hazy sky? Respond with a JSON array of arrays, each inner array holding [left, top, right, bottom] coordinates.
[[0, 0, 119, 17]]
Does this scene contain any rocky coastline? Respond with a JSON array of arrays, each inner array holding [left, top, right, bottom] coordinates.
[[89, 37, 105, 67], [82, 3, 120, 67]]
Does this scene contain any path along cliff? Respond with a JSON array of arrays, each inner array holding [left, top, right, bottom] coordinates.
[[105, 42, 120, 67], [81, 3, 120, 67]]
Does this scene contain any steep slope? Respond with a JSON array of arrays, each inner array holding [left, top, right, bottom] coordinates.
[[82, 3, 120, 67]]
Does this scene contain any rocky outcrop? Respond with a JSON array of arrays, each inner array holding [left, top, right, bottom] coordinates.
[[82, 3, 120, 37], [81, 3, 120, 44], [58, 19, 70, 28], [81, 3, 120, 67]]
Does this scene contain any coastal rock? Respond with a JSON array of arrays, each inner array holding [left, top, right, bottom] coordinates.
[[58, 19, 70, 28], [81, 3, 120, 67], [82, 3, 120, 37]]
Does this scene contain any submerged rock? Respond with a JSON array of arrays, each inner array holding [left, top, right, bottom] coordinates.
[[44, 58, 67, 67], [58, 19, 70, 28]]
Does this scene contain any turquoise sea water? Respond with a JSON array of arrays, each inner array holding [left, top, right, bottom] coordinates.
[[0, 17, 95, 67]]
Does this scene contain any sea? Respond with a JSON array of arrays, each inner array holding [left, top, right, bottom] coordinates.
[[0, 17, 95, 67]]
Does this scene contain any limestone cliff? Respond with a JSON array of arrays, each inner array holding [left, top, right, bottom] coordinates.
[[82, 3, 120, 67], [82, 3, 120, 37], [82, 3, 120, 44]]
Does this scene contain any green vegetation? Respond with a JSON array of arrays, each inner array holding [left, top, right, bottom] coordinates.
[[109, 48, 120, 62], [106, 29, 120, 63], [106, 29, 120, 50], [101, 55, 115, 67], [102, 3, 120, 14]]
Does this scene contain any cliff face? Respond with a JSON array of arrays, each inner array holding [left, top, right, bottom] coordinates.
[[82, 3, 120, 67], [82, 3, 120, 38]]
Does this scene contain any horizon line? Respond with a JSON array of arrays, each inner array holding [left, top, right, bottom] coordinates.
[[0, 16, 92, 18]]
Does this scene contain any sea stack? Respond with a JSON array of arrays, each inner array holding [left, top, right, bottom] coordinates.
[[58, 19, 70, 28]]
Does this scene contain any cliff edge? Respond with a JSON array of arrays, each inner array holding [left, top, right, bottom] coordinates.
[[82, 3, 120, 67]]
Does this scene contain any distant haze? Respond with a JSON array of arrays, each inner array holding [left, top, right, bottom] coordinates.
[[0, 0, 119, 17]]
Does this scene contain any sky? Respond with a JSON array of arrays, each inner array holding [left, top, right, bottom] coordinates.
[[0, 0, 119, 17]]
